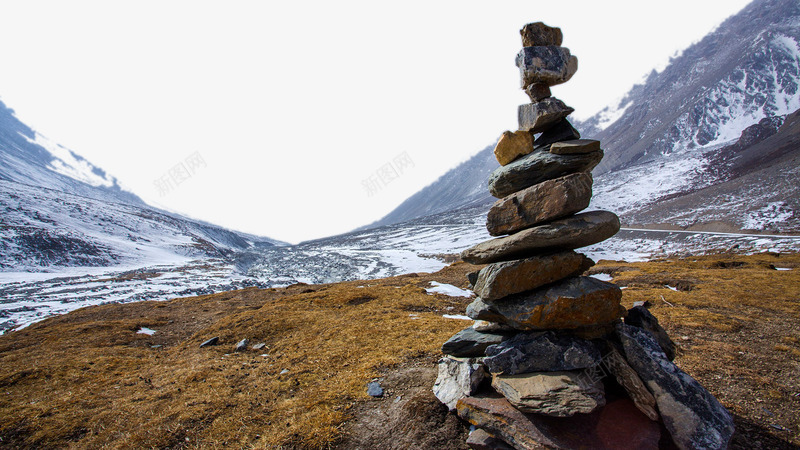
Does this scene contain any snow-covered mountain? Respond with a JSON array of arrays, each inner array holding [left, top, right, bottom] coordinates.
[[0, 98, 285, 271], [370, 0, 800, 233]]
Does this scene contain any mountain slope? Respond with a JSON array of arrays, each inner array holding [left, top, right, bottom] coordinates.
[[369, 0, 800, 233], [0, 99, 285, 270]]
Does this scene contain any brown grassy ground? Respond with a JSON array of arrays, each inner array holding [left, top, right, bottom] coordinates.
[[0, 253, 798, 449]]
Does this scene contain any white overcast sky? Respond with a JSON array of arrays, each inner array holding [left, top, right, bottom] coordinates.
[[0, 1, 751, 243]]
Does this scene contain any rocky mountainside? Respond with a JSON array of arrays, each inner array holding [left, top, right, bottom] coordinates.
[[370, 0, 800, 233], [0, 99, 284, 270]]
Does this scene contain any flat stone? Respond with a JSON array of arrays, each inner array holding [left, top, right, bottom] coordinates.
[[520, 22, 563, 47], [625, 306, 676, 361], [199, 337, 219, 348], [600, 343, 659, 421], [524, 83, 551, 102], [234, 338, 249, 352], [433, 356, 486, 411], [466, 428, 513, 450], [550, 139, 602, 155], [473, 250, 594, 301], [462, 211, 621, 265], [486, 173, 593, 236], [484, 331, 601, 375], [457, 395, 661, 450], [441, 326, 510, 358], [367, 380, 384, 397], [493, 130, 534, 166], [616, 323, 735, 450], [469, 277, 624, 331], [518, 98, 574, 133], [472, 320, 515, 333], [492, 371, 605, 416], [534, 119, 581, 148], [516, 46, 578, 87], [487, 148, 601, 199]]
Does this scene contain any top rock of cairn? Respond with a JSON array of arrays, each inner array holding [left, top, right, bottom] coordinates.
[[520, 22, 563, 46]]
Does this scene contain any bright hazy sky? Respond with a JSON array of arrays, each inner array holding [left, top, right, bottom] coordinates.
[[0, 1, 751, 243]]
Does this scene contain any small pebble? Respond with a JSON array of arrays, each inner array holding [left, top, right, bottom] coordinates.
[[367, 381, 384, 398], [200, 337, 219, 348]]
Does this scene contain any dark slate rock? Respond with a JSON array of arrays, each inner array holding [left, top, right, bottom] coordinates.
[[461, 211, 620, 265], [534, 119, 581, 148], [466, 428, 514, 450], [616, 323, 735, 450], [442, 326, 510, 357], [625, 306, 676, 361], [484, 331, 601, 375], [524, 83, 551, 102], [367, 380, 384, 398], [515, 46, 577, 87], [199, 337, 219, 348], [487, 148, 602, 198]]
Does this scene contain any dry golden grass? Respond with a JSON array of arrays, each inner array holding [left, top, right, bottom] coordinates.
[[1, 253, 799, 448]]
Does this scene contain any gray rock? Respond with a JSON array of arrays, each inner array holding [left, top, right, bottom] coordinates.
[[520, 22, 563, 47], [441, 326, 510, 357], [534, 119, 581, 148], [487, 148, 601, 199], [472, 251, 594, 301], [492, 371, 605, 416], [616, 323, 735, 450], [484, 331, 601, 375], [601, 343, 659, 421], [433, 356, 486, 411], [625, 306, 677, 361], [516, 46, 578, 87], [549, 139, 601, 155], [367, 380, 384, 397], [486, 173, 593, 236], [199, 337, 219, 348], [462, 211, 620, 265], [469, 276, 624, 331], [517, 98, 574, 133], [524, 83, 551, 102], [466, 428, 513, 450], [235, 338, 249, 352], [252, 342, 266, 350]]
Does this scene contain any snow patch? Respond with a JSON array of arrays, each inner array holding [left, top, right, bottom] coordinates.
[[20, 132, 115, 188], [136, 327, 156, 335], [589, 273, 613, 282], [426, 282, 474, 298]]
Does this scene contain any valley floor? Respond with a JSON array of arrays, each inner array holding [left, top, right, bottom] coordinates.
[[0, 252, 798, 448]]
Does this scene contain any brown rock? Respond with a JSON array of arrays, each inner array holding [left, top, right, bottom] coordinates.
[[601, 344, 659, 421], [461, 211, 620, 265], [492, 371, 605, 416], [466, 428, 513, 450], [550, 139, 602, 155], [493, 130, 534, 166], [524, 83, 551, 102], [456, 395, 661, 450], [486, 173, 593, 236], [469, 276, 624, 331], [487, 147, 601, 199], [516, 46, 578, 87], [518, 98, 574, 133], [472, 250, 593, 301], [520, 22, 563, 47]]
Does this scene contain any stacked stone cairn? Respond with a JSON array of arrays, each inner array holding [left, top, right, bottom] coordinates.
[[433, 22, 735, 450]]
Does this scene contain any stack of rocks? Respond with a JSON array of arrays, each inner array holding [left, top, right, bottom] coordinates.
[[433, 22, 734, 450]]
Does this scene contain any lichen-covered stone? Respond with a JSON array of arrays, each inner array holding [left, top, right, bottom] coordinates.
[[492, 371, 605, 416], [517, 98, 574, 133], [468, 276, 624, 331], [462, 211, 620, 265], [520, 22, 563, 47], [487, 147, 601, 199], [516, 46, 578, 87], [493, 130, 534, 166], [472, 250, 594, 301], [486, 173, 593, 236]]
